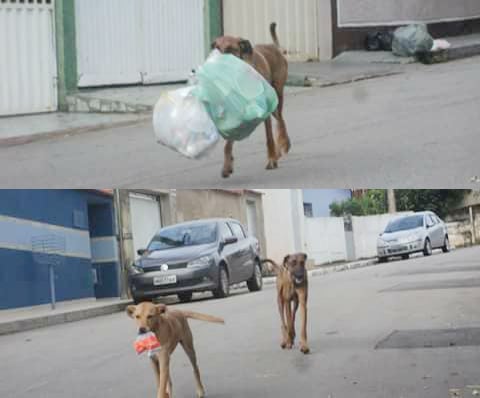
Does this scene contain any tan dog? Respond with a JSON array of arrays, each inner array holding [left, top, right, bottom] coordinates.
[[127, 302, 224, 398], [212, 23, 290, 178], [262, 253, 310, 354]]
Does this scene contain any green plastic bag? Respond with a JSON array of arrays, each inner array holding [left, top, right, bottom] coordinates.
[[192, 50, 279, 141]]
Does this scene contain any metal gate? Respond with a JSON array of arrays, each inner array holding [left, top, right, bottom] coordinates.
[[223, 0, 320, 61], [75, 0, 205, 87], [0, 0, 57, 116], [129, 193, 162, 259]]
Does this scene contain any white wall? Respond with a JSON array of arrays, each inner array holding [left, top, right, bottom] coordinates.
[[304, 217, 347, 264], [337, 0, 480, 27], [261, 189, 304, 261], [352, 212, 413, 259]]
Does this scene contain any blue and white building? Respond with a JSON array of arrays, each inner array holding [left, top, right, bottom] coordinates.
[[0, 190, 120, 310]]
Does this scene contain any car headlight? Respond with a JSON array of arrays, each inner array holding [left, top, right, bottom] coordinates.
[[187, 255, 214, 268]]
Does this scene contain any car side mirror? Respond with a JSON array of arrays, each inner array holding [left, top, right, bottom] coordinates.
[[137, 248, 147, 256], [223, 237, 238, 245]]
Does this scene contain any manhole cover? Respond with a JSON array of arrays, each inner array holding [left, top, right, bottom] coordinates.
[[376, 327, 480, 349]]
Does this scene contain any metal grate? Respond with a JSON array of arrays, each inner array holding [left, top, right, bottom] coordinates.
[[32, 235, 66, 310]]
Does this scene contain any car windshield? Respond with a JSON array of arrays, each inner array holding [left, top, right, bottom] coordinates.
[[148, 223, 217, 251], [385, 215, 424, 233]]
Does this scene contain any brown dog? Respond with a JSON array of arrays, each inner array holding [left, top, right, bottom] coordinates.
[[262, 253, 310, 354], [127, 302, 224, 398], [212, 23, 290, 178]]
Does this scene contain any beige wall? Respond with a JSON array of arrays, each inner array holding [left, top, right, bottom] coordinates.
[[174, 190, 267, 256], [337, 0, 480, 27]]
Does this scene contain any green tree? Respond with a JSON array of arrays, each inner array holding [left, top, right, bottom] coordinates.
[[330, 190, 387, 216], [329, 190, 469, 218], [395, 190, 468, 218]]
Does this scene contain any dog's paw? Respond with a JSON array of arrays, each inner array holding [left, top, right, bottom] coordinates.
[[221, 167, 233, 178], [278, 137, 291, 156], [266, 159, 278, 170], [300, 345, 310, 354]]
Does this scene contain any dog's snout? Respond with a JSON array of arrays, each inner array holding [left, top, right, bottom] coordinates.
[[138, 327, 148, 335]]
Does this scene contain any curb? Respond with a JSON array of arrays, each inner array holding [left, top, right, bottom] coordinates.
[[0, 300, 133, 336], [263, 258, 378, 286], [0, 117, 149, 148], [232, 258, 378, 290]]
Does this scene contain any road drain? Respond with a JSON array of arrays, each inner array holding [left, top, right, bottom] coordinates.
[[376, 327, 480, 349]]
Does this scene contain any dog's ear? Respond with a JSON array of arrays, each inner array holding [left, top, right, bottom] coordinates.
[[239, 39, 253, 55], [283, 254, 291, 266], [211, 40, 218, 50], [155, 304, 167, 315], [126, 305, 136, 318]]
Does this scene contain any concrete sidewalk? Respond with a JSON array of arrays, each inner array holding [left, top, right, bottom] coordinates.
[[0, 112, 148, 147], [0, 298, 132, 336]]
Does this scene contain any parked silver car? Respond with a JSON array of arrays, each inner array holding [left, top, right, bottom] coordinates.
[[377, 211, 450, 262]]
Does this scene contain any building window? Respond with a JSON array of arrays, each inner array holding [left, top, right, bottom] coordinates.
[[303, 203, 313, 218]]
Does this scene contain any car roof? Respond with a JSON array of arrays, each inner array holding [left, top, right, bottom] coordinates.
[[161, 218, 240, 229]]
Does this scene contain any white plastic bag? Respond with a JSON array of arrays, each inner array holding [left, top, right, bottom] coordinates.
[[153, 87, 220, 159], [431, 39, 451, 52]]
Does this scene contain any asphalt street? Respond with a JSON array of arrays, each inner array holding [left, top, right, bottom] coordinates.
[[1, 246, 479, 398], [0, 57, 479, 188]]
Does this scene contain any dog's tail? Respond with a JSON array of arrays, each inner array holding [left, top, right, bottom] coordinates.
[[182, 311, 225, 324], [261, 258, 284, 273], [270, 22, 281, 48]]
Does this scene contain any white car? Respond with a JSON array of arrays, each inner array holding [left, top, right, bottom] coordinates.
[[377, 211, 450, 262]]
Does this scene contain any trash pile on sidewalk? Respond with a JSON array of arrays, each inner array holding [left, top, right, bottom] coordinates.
[[152, 50, 279, 159], [365, 23, 451, 63]]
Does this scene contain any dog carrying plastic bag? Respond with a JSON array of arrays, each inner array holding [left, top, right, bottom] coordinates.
[[134, 332, 161, 357], [153, 86, 220, 159], [191, 49, 279, 141]]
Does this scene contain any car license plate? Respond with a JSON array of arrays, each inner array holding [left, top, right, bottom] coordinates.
[[153, 275, 177, 286]]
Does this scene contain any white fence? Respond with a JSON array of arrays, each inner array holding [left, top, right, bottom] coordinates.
[[75, 0, 205, 87], [223, 0, 321, 61], [305, 217, 347, 264], [305, 213, 413, 265], [0, 0, 57, 116]]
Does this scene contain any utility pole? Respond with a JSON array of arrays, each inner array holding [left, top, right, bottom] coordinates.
[[387, 189, 397, 213], [114, 189, 133, 299]]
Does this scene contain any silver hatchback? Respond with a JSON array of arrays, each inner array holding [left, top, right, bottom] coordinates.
[[377, 211, 450, 262]]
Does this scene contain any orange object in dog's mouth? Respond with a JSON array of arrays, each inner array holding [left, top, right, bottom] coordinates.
[[134, 332, 161, 355]]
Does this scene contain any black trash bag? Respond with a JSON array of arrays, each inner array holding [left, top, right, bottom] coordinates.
[[365, 31, 394, 51]]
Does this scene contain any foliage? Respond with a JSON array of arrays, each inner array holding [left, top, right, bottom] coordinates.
[[330, 190, 387, 216], [330, 190, 469, 218], [395, 190, 468, 218]]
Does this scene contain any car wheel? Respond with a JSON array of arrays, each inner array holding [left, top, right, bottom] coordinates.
[[247, 260, 263, 292], [378, 257, 388, 263], [401, 254, 410, 260], [442, 236, 451, 253], [423, 238, 433, 256], [177, 292, 193, 303], [213, 266, 230, 298]]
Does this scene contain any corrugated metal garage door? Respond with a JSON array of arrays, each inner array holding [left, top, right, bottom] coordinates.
[[75, 0, 205, 87], [129, 193, 162, 259], [0, 0, 57, 116], [223, 0, 319, 61]]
